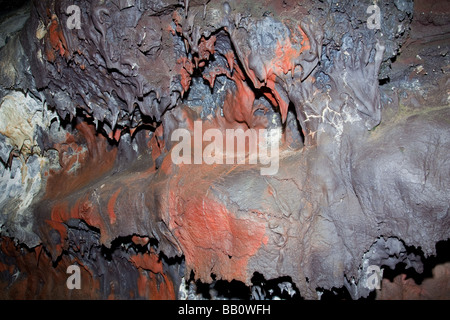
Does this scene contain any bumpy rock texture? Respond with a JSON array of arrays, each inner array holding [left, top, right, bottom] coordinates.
[[0, 0, 449, 299]]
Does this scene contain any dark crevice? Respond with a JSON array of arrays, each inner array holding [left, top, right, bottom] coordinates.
[[379, 77, 391, 86], [159, 250, 184, 266], [288, 101, 305, 146], [382, 239, 450, 286], [317, 285, 357, 300], [184, 271, 302, 300], [320, 239, 450, 300]]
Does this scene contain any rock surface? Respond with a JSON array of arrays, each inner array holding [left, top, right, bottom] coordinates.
[[0, 0, 449, 300]]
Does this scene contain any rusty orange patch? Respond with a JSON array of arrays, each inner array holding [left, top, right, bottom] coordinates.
[[107, 188, 121, 225], [169, 193, 267, 283]]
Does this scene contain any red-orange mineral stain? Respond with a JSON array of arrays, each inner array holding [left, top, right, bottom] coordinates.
[[130, 250, 176, 299], [107, 188, 121, 225], [169, 193, 268, 283], [46, 15, 69, 62]]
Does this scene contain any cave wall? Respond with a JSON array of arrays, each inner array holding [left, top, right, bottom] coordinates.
[[0, 0, 449, 300]]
